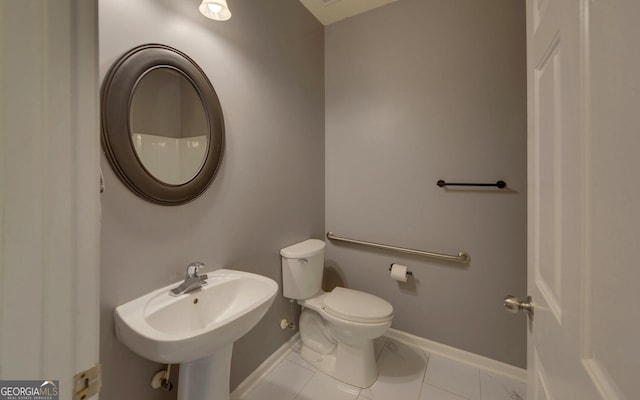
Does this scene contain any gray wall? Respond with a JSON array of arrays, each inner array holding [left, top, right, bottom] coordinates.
[[99, 1, 324, 399], [325, 0, 527, 367]]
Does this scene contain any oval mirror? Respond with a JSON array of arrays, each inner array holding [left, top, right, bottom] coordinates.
[[129, 68, 209, 186], [101, 44, 224, 205]]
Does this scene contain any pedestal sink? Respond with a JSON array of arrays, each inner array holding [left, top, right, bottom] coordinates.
[[114, 269, 278, 400]]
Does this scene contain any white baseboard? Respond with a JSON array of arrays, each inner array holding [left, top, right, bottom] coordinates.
[[232, 328, 526, 398], [230, 333, 301, 400], [385, 328, 527, 382]]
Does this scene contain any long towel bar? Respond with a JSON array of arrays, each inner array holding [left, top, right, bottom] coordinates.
[[436, 180, 507, 189], [326, 232, 470, 264]]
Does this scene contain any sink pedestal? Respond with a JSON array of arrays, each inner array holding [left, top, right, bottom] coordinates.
[[178, 344, 233, 400]]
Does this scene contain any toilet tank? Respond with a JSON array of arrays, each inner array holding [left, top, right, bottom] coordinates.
[[280, 239, 325, 300]]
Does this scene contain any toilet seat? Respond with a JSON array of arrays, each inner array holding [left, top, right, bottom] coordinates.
[[321, 287, 393, 324]]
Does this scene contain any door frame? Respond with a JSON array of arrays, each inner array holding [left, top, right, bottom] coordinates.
[[0, 1, 101, 398]]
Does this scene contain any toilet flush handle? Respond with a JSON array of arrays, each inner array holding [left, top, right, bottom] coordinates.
[[298, 258, 308, 264]]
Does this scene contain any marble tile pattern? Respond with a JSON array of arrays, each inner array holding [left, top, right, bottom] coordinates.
[[240, 339, 526, 400]]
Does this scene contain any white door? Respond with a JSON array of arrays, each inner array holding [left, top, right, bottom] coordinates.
[[526, 0, 639, 399], [0, 1, 101, 398]]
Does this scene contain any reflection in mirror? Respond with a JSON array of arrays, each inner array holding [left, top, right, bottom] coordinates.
[[129, 68, 209, 185]]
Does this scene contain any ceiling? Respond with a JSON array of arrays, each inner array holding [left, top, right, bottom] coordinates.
[[299, 0, 401, 26]]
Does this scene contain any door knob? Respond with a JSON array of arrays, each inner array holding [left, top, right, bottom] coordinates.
[[504, 295, 534, 319]]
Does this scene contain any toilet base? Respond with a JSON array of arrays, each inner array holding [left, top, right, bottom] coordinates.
[[299, 339, 378, 388]]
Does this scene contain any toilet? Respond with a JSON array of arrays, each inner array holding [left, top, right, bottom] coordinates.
[[281, 239, 394, 388]]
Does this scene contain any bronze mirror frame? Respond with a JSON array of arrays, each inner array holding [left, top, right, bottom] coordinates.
[[101, 43, 224, 205]]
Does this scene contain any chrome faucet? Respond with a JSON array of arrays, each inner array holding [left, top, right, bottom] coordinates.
[[169, 262, 208, 296]]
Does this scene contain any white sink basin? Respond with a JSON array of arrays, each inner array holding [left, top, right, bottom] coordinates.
[[114, 268, 278, 364]]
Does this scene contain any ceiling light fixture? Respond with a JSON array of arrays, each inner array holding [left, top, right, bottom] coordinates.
[[199, 0, 232, 21]]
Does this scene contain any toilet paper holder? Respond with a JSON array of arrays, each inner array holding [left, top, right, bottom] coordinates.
[[389, 263, 413, 276]]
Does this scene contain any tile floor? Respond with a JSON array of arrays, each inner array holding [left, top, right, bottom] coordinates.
[[239, 338, 526, 400]]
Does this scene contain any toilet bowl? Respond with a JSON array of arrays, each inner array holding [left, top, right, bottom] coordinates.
[[281, 239, 394, 388]]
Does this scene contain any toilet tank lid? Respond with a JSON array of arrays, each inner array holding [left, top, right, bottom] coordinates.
[[280, 239, 326, 258]]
